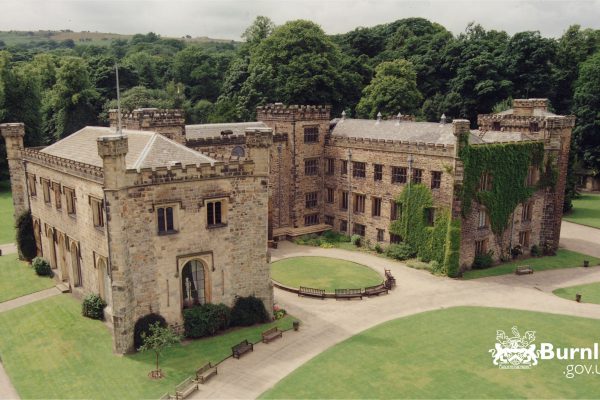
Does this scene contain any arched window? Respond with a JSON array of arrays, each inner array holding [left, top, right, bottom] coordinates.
[[181, 260, 205, 308], [70, 242, 82, 287], [231, 146, 245, 158]]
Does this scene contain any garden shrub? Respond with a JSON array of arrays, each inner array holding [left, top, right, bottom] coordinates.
[[443, 219, 461, 277], [322, 230, 350, 242], [350, 234, 362, 247], [511, 244, 523, 259], [374, 243, 383, 253], [385, 243, 416, 261], [273, 304, 286, 320], [183, 303, 231, 338], [82, 293, 107, 320], [319, 242, 334, 249], [31, 257, 52, 276], [16, 210, 36, 261], [230, 296, 269, 327], [530, 244, 541, 257], [134, 313, 167, 350], [472, 251, 494, 269]]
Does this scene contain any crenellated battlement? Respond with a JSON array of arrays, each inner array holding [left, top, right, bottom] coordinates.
[[256, 104, 331, 121], [478, 114, 576, 132], [126, 159, 255, 186], [327, 135, 455, 157], [23, 148, 104, 182], [109, 108, 186, 144]]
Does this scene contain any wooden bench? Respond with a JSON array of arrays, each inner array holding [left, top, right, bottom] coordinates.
[[298, 286, 326, 299], [335, 288, 363, 300], [364, 284, 389, 296], [232, 339, 254, 359], [384, 269, 396, 288], [262, 327, 283, 343], [195, 362, 217, 384], [174, 376, 198, 400], [515, 266, 534, 275]]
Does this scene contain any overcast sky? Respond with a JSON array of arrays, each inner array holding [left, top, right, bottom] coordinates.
[[1, 0, 598, 40]]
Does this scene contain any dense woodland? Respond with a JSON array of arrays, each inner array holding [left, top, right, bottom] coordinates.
[[1, 17, 600, 209]]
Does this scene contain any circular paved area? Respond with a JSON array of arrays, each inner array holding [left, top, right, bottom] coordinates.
[[190, 239, 600, 400]]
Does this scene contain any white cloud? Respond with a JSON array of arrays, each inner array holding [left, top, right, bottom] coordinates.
[[0, 0, 598, 40]]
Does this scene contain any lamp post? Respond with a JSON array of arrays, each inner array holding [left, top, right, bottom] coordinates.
[[348, 148, 352, 235], [406, 154, 414, 238], [277, 144, 282, 228]]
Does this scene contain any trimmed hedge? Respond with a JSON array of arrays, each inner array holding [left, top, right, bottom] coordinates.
[[183, 303, 231, 338], [31, 257, 52, 276], [82, 294, 107, 320], [230, 296, 269, 327], [385, 243, 416, 261], [134, 313, 167, 350], [16, 210, 36, 261]]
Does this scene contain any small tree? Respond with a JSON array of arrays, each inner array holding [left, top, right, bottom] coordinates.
[[16, 210, 36, 261], [138, 322, 181, 379]]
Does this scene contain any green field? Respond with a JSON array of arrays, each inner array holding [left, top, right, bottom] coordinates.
[[564, 193, 600, 229], [462, 249, 600, 279], [0, 295, 294, 399], [0, 181, 14, 244], [271, 256, 383, 291], [554, 282, 600, 305], [261, 307, 600, 399], [0, 254, 55, 303]]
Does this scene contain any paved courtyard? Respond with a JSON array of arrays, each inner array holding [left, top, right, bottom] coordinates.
[[1, 221, 600, 399]]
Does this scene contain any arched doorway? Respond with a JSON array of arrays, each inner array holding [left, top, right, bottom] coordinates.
[[97, 258, 110, 301], [70, 242, 82, 287], [57, 233, 69, 282], [181, 260, 208, 309], [33, 220, 42, 257], [46, 227, 57, 270]]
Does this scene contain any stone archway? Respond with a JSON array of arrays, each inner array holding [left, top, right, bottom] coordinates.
[[45, 226, 57, 270], [33, 219, 42, 257], [181, 259, 211, 309], [56, 232, 69, 283], [97, 257, 110, 301], [70, 241, 82, 287]]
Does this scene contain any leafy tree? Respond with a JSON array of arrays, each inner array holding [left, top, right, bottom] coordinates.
[[172, 46, 230, 102], [572, 51, 600, 172], [138, 322, 181, 378], [242, 16, 275, 46], [188, 99, 215, 124], [16, 210, 36, 261], [103, 85, 179, 113], [356, 59, 422, 118], [122, 51, 160, 88], [43, 57, 100, 140], [237, 20, 353, 117], [504, 31, 557, 99]]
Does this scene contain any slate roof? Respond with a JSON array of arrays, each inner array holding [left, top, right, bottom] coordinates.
[[331, 119, 484, 145], [185, 122, 267, 140], [41, 126, 215, 170]]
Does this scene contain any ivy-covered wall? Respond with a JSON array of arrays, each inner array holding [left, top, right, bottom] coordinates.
[[389, 184, 460, 277], [459, 141, 549, 234]]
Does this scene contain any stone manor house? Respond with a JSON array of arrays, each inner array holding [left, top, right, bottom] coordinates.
[[1, 98, 573, 352]]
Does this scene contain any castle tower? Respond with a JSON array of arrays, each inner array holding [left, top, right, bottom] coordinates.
[[97, 134, 135, 353], [109, 108, 186, 144], [256, 104, 331, 229], [1, 123, 28, 220]]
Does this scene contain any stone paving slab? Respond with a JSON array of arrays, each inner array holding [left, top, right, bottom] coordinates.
[[0, 243, 17, 256], [0, 360, 19, 400], [0, 287, 61, 314]]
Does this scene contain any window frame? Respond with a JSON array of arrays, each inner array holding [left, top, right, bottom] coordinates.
[[391, 166, 407, 184], [372, 197, 382, 217], [431, 171, 442, 189], [374, 164, 383, 181], [303, 126, 319, 143], [305, 191, 318, 209], [352, 161, 366, 178], [27, 173, 37, 197], [157, 204, 178, 235], [304, 158, 319, 176], [412, 168, 423, 184], [325, 158, 335, 175], [90, 197, 105, 229], [353, 223, 366, 237], [326, 187, 335, 204], [353, 193, 366, 214], [41, 178, 51, 204], [206, 199, 227, 228], [340, 190, 349, 211], [304, 213, 319, 226], [64, 186, 77, 216]]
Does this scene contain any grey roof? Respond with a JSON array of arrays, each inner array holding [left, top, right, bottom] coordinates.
[[331, 119, 479, 145], [497, 108, 557, 117], [471, 130, 536, 143], [185, 122, 267, 140], [41, 126, 215, 170]]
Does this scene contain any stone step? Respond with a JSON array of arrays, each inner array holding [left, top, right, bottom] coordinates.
[[55, 282, 71, 293]]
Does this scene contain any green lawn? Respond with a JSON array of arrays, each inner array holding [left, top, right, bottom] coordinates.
[[564, 193, 600, 229], [271, 256, 383, 291], [554, 282, 600, 304], [0, 254, 55, 303], [261, 306, 600, 399], [0, 294, 294, 399], [0, 180, 15, 244], [462, 249, 600, 279]]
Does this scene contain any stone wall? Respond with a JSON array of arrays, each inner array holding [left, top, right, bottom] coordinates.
[[1, 123, 28, 219]]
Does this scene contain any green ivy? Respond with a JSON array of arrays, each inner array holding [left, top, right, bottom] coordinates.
[[460, 142, 548, 234], [389, 184, 459, 276], [443, 219, 461, 278]]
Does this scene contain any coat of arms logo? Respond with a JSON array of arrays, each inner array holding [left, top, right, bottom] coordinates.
[[489, 326, 539, 369]]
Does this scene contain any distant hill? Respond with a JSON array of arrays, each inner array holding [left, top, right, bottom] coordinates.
[[0, 30, 236, 47]]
